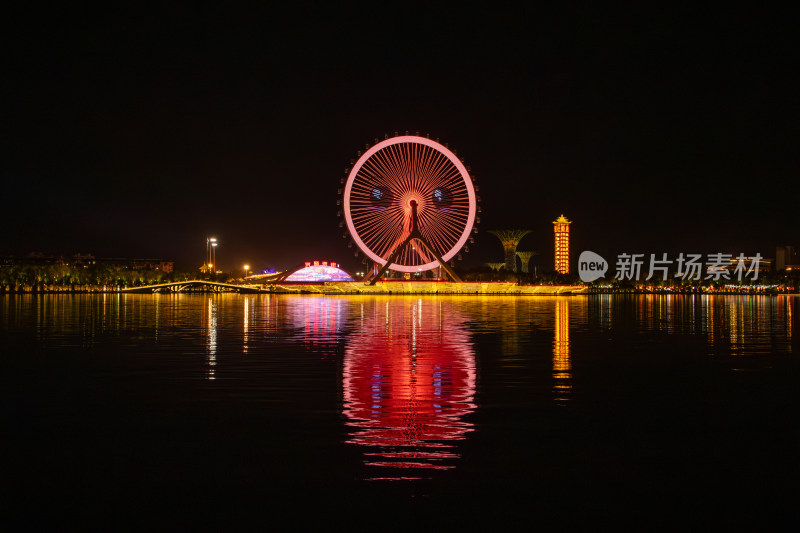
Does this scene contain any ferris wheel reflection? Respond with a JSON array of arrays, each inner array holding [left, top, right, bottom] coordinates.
[[342, 297, 477, 480]]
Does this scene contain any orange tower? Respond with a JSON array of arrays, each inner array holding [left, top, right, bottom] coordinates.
[[553, 214, 571, 274]]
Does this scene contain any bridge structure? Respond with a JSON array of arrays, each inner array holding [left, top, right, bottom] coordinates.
[[120, 280, 263, 294]]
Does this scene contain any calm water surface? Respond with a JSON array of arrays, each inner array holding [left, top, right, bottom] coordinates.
[[3, 294, 798, 528]]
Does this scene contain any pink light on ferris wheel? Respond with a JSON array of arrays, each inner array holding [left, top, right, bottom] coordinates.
[[343, 135, 477, 273]]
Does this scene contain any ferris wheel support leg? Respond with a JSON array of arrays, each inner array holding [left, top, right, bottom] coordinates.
[[367, 239, 411, 285], [366, 232, 462, 285], [414, 236, 462, 283], [361, 262, 379, 284]]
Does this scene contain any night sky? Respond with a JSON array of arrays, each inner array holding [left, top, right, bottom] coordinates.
[[2, 5, 797, 273]]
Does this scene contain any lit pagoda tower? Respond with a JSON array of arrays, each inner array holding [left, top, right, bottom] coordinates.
[[553, 214, 571, 274], [489, 230, 532, 272]]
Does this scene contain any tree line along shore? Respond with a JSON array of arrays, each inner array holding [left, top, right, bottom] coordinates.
[[1, 264, 797, 293]]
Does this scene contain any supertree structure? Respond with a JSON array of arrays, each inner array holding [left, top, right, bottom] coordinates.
[[515, 251, 538, 274], [486, 262, 505, 271], [489, 230, 531, 272]]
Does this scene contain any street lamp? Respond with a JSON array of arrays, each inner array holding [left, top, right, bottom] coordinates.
[[211, 242, 218, 274], [244, 264, 250, 278], [206, 237, 217, 273]]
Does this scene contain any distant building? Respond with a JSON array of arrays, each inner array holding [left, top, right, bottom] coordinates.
[[72, 253, 96, 267], [97, 258, 174, 273], [776, 245, 798, 271], [713, 256, 773, 275], [0, 254, 173, 273], [0, 253, 63, 266], [553, 214, 571, 274], [144, 260, 173, 273]]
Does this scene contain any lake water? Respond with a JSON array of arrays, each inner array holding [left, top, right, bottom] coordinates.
[[3, 294, 798, 528]]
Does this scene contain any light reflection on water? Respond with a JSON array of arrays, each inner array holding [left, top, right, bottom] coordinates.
[[342, 297, 476, 479], [553, 298, 571, 403], [1, 293, 796, 482], [4, 293, 795, 368], [206, 298, 217, 380]]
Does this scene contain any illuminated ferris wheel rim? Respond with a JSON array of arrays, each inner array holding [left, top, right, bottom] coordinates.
[[343, 135, 477, 273]]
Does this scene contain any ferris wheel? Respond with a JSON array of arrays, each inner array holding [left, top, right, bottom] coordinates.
[[341, 135, 478, 282]]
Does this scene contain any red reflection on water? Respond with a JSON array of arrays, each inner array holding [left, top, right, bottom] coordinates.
[[289, 296, 345, 357], [343, 298, 476, 479]]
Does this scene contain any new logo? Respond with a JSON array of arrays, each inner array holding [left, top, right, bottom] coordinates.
[[578, 251, 608, 282]]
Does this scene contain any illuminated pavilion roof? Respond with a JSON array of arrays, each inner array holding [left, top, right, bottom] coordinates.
[[284, 262, 354, 282], [553, 214, 572, 224]]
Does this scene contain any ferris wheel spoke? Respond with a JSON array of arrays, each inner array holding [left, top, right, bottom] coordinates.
[[382, 225, 411, 260], [421, 229, 447, 257], [424, 222, 461, 253], [382, 144, 409, 189], [364, 223, 403, 258], [417, 153, 448, 196], [438, 209, 469, 231], [396, 143, 416, 197], [359, 160, 398, 192], [367, 147, 407, 189], [371, 234, 400, 260], [420, 200, 466, 227], [351, 173, 390, 193], [414, 239, 433, 264], [432, 167, 464, 191], [424, 153, 452, 186], [424, 209, 467, 240], [356, 210, 402, 240], [412, 143, 430, 191], [370, 150, 403, 188], [423, 149, 452, 181]]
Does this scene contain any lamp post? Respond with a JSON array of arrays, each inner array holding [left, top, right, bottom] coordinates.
[[206, 237, 217, 273], [244, 264, 250, 278], [211, 242, 218, 274]]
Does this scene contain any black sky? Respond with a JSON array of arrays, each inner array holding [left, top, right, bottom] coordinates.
[[2, 5, 797, 273]]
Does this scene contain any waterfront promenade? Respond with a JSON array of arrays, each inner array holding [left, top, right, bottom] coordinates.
[[117, 280, 586, 295]]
